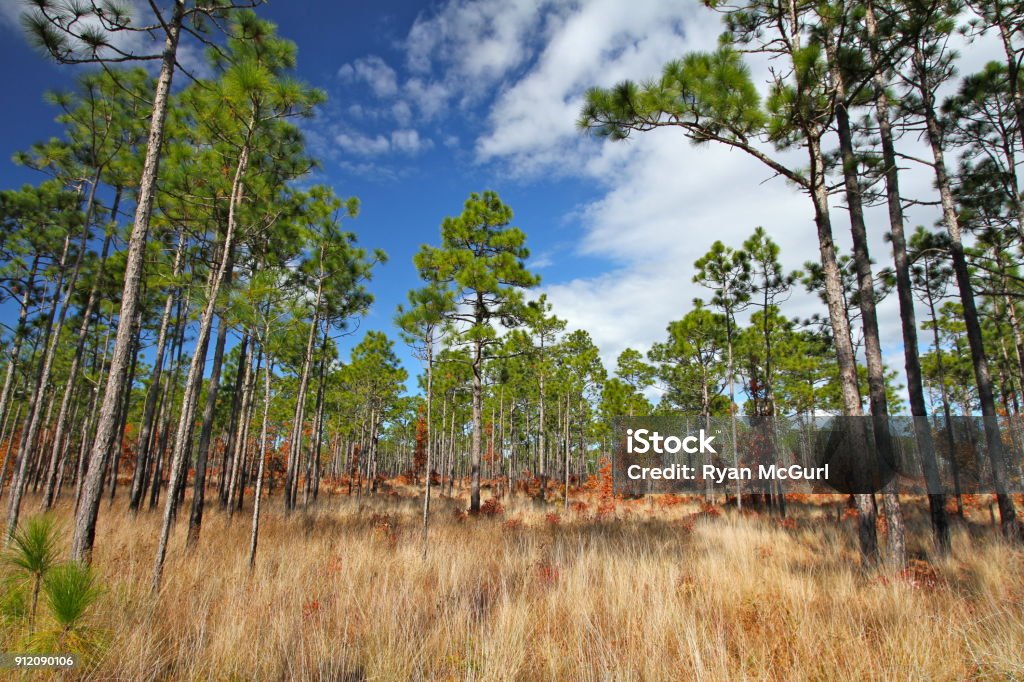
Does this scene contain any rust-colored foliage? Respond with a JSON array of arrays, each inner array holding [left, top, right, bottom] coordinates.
[[698, 502, 721, 518], [483, 422, 498, 464], [656, 493, 685, 508], [480, 498, 505, 516], [534, 559, 559, 586], [413, 409, 427, 477], [876, 559, 945, 591], [349, 443, 361, 473], [324, 555, 344, 575], [502, 517, 524, 532], [370, 513, 397, 545], [899, 559, 944, 590], [676, 573, 697, 594], [544, 512, 560, 526], [596, 457, 615, 518], [302, 599, 321, 620]]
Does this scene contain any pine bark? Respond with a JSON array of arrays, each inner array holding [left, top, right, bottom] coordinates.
[[72, 1, 184, 562], [186, 311, 230, 548], [916, 53, 1020, 539]]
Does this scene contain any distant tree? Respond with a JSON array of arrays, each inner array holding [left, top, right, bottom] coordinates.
[[694, 242, 750, 508], [396, 283, 454, 555], [648, 304, 727, 418], [414, 191, 539, 513]]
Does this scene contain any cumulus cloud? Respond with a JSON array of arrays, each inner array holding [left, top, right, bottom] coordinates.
[[334, 129, 433, 157], [406, 0, 557, 81], [392, 100, 413, 126], [475, 0, 713, 168], [391, 129, 433, 154], [338, 55, 399, 98], [335, 131, 391, 156], [403, 77, 450, 120]]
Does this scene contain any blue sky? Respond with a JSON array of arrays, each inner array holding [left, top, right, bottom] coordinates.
[[0, 1, 1005, 404]]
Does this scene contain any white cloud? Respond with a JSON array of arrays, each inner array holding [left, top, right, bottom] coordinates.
[[476, 0, 717, 170], [338, 55, 399, 98], [0, 3, 23, 28], [338, 160, 400, 183], [404, 77, 450, 120], [318, 0, 1007, 410], [392, 100, 413, 126], [530, 251, 555, 269], [334, 129, 433, 157], [406, 0, 557, 81], [335, 131, 391, 156], [391, 129, 433, 154], [539, 131, 820, 369]]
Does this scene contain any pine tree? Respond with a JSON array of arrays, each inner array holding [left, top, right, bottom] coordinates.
[[414, 191, 539, 513]]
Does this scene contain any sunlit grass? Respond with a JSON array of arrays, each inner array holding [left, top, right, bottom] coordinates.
[[5, 488, 1022, 680]]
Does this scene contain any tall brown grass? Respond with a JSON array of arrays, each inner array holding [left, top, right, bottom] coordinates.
[[3, 490, 1023, 680]]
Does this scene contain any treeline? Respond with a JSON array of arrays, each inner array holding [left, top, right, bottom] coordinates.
[[1, 0, 1024, 585]]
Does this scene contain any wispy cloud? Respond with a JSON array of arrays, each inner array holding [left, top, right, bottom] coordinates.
[[335, 131, 392, 156], [338, 55, 399, 98], [391, 129, 433, 154]]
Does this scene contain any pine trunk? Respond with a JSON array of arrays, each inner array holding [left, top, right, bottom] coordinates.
[[72, 2, 184, 562]]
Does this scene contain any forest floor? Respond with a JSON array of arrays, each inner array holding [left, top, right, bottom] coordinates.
[[3, 485, 1024, 680]]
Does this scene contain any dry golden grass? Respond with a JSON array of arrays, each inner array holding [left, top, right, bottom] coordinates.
[[4, 489, 1024, 681]]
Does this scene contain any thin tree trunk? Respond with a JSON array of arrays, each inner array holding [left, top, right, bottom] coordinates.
[[43, 214, 115, 510], [76, 325, 112, 512], [72, 2, 185, 562], [829, 42, 906, 567], [286, 274, 323, 511], [219, 334, 249, 507], [248, 348, 271, 570], [108, 316, 141, 504], [186, 311, 231, 549], [865, 1, 948, 554], [809, 137, 879, 564], [153, 122, 252, 591], [916, 54, 1020, 539], [537, 339, 547, 503], [130, 229, 185, 512], [421, 341, 433, 558], [228, 344, 257, 516], [0, 257, 39, 496], [7, 219, 86, 540], [470, 336, 483, 513]]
